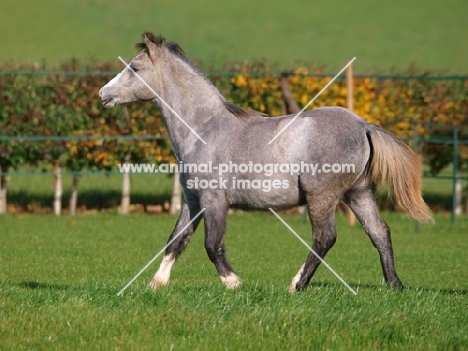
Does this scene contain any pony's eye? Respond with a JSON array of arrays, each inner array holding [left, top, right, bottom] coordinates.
[[129, 66, 139, 73]]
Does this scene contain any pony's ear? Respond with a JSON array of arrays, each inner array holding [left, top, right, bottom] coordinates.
[[144, 32, 160, 58]]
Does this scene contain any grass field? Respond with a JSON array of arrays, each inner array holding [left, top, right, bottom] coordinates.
[[1, 0, 467, 73], [1, 1, 467, 348], [0, 211, 467, 350]]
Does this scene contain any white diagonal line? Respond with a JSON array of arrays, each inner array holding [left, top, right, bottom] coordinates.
[[268, 57, 356, 144], [268, 208, 357, 295], [117, 207, 206, 296], [118, 56, 207, 145]]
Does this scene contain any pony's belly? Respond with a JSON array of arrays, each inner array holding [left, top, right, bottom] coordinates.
[[227, 180, 304, 210]]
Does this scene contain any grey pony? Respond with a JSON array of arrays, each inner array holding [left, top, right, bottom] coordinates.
[[100, 32, 432, 291]]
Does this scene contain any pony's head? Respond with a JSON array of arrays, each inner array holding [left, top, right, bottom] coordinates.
[[99, 31, 185, 107], [99, 31, 265, 121]]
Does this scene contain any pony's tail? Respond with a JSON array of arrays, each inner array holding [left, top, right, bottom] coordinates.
[[366, 124, 434, 223]]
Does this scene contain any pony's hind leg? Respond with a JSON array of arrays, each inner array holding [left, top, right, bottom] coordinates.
[[202, 198, 241, 289], [149, 200, 202, 289], [343, 186, 402, 289], [291, 199, 338, 291]]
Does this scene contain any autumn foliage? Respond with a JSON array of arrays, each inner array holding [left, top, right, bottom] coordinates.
[[0, 60, 467, 175]]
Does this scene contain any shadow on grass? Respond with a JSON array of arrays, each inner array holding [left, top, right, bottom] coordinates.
[[7, 189, 171, 212], [6, 184, 457, 214], [308, 281, 468, 295], [411, 286, 468, 296], [15, 280, 468, 298], [17, 280, 72, 291]]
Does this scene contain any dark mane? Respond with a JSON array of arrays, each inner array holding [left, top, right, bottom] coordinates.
[[137, 31, 266, 120], [224, 101, 268, 120], [135, 31, 187, 61]]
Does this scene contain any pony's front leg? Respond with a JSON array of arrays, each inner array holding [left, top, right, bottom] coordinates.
[[149, 200, 202, 289], [202, 198, 241, 289]]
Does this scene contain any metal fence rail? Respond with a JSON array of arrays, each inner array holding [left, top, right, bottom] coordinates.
[[1, 70, 468, 81]]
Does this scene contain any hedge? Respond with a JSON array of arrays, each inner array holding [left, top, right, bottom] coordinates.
[[1, 60, 467, 176]]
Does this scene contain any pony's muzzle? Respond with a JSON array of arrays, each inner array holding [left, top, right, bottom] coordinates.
[[99, 87, 115, 107]]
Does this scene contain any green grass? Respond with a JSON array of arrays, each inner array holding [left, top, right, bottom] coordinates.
[[1, 0, 467, 73], [0, 212, 467, 350]]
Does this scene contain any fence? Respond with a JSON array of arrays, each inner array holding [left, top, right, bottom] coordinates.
[[411, 124, 468, 223], [0, 133, 181, 216]]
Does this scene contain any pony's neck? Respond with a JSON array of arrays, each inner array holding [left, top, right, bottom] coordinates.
[[154, 58, 228, 159]]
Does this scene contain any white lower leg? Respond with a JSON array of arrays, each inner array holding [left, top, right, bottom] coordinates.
[[149, 255, 175, 289], [289, 263, 305, 292], [220, 272, 242, 289]]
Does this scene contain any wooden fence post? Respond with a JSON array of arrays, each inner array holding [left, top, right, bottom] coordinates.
[[69, 174, 79, 215], [455, 170, 462, 215], [120, 171, 131, 215], [346, 63, 354, 111], [0, 167, 7, 214], [170, 172, 181, 214], [53, 163, 62, 215], [120, 106, 132, 215], [466, 182, 468, 215], [451, 128, 459, 224], [280, 73, 300, 114], [345, 63, 356, 226]]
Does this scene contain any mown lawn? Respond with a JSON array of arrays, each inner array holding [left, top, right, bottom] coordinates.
[[2, 0, 467, 72], [0, 212, 466, 350]]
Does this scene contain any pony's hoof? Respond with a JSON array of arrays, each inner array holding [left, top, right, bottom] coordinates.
[[148, 277, 169, 289], [389, 278, 403, 291], [289, 264, 304, 292], [221, 273, 242, 289], [289, 278, 301, 292], [289, 282, 308, 292]]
